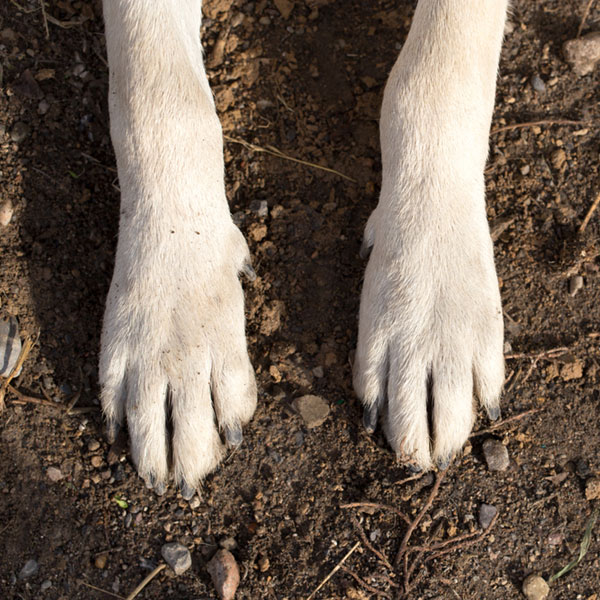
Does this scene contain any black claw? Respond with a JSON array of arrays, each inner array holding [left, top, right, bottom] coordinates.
[[407, 463, 423, 474], [359, 240, 372, 260], [144, 474, 155, 490], [225, 425, 243, 448], [437, 455, 452, 470], [487, 405, 501, 422], [242, 263, 257, 282], [154, 481, 167, 496], [106, 421, 121, 445], [362, 404, 378, 434], [181, 482, 196, 501]]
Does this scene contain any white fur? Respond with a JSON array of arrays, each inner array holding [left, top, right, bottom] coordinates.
[[100, 0, 256, 492], [354, 0, 508, 469], [100, 0, 509, 488]]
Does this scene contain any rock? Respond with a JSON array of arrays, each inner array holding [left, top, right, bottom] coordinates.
[[560, 360, 583, 381], [563, 32, 600, 76], [478, 504, 498, 529], [95, 553, 108, 569], [87, 439, 100, 452], [19, 559, 39, 579], [219, 537, 238, 551], [189, 496, 201, 509], [482, 439, 509, 471], [40, 580, 51, 591], [569, 275, 584, 296], [90, 455, 103, 468], [522, 574, 549, 600], [585, 477, 600, 500], [293, 395, 330, 428], [10, 121, 30, 143], [0, 316, 21, 377], [257, 554, 270, 572], [46, 467, 63, 482], [161, 542, 192, 576], [0, 200, 13, 226], [207, 549, 240, 600], [274, 0, 294, 19], [13, 69, 43, 99], [531, 74, 546, 92]]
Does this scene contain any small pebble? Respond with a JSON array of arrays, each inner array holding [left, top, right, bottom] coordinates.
[[37, 99, 50, 115], [293, 395, 330, 428], [40, 580, 51, 591], [0, 200, 13, 226], [95, 553, 108, 569], [522, 574, 549, 600], [87, 439, 100, 452], [10, 121, 30, 143], [189, 496, 201, 509], [219, 537, 238, 551], [520, 164, 530, 175], [531, 74, 546, 92], [312, 366, 324, 378], [569, 275, 584, 296], [207, 549, 240, 600], [478, 504, 498, 529], [161, 542, 192, 576], [19, 559, 39, 579], [563, 32, 600, 76], [257, 555, 270, 572], [585, 477, 600, 500], [90, 455, 103, 468], [46, 467, 63, 482], [482, 439, 509, 471], [0, 317, 22, 377]]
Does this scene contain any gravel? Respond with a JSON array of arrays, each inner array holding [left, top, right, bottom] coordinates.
[[482, 439, 510, 471], [478, 504, 498, 529], [19, 559, 39, 579], [563, 32, 600, 76], [522, 574, 550, 600], [161, 542, 192, 576], [293, 395, 330, 428], [207, 549, 240, 600]]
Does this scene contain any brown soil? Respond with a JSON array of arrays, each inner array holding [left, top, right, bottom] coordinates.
[[1, 1, 599, 599]]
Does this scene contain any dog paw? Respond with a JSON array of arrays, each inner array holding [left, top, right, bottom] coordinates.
[[99, 222, 256, 495], [354, 203, 504, 470]]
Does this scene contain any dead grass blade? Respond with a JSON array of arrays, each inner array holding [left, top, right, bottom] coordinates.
[[306, 541, 361, 600], [125, 563, 166, 600], [577, 0, 597, 37], [490, 119, 583, 135], [579, 191, 600, 234], [548, 508, 599, 583], [224, 135, 357, 182]]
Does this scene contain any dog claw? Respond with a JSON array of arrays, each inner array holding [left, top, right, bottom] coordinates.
[[487, 405, 501, 421], [225, 425, 243, 448], [363, 404, 378, 434], [242, 263, 257, 281], [181, 481, 196, 501], [106, 420, 121, 445]]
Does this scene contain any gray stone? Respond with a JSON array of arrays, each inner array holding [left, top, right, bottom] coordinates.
[[40, 580, 51, 591], [219, 537, 238, 551], [478, 504, 498, 529], [19, 559, 39, 579], [10, 122, 30, 143], [293, 395, 330, 428], [569, 275, 584, 296], [531, 74, 546, 92], [46, 467, 63, 482], [0, 317, 21, 377], [161, 542, 192, 576], [482, 439, 509, 471], [563, 32, 600, 76], [522, 574, 549, 600]]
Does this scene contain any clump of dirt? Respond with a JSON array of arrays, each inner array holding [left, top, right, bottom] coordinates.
[[0, 0, 599, 598]]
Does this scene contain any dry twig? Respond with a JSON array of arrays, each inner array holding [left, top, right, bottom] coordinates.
[[504, 346, 571, 361], [224, 135, 357, 182], [125, 563, 166, 600], [306, 541, 360, 600], [350, 513, 394, 571], [340, 502, 411, 526], [579, 191, 600, 234], [470, 408, 540, 437], [39, 0, 49, 39], [577, 0, 597, 37], [79, 580, 125, 599], [490, 119, 583, 135], [340, 566, 392, 599], [0, 337, 33, 411]]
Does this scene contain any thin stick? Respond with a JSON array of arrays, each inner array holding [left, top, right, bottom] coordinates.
[[340, 503, 411, 526], [393, 472, 425, 486], [579, 191, 600, 233], [394, 466, 448, 568], [39, 0, 49, 39], [505, 346, 571, 360], [340, 566, 392, 599], [7, 384, 58, 407], [577, 0, 596, 37], [0, 337, 33, 411], [306, 541, 361, 600], [470, 408, 540, 437], [224, 135, 357, 182], [490, 119, 583, 135], [79, 580, 126, 599], [350, 514, 394, 571], [125, 563, 166, 600]]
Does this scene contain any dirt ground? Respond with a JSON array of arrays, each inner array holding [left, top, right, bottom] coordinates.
[[1, 0, 599, 598]]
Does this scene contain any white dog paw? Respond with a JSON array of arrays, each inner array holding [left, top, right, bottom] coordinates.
[[354, 206, 504, 471], [99, 223, 256, 496]]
